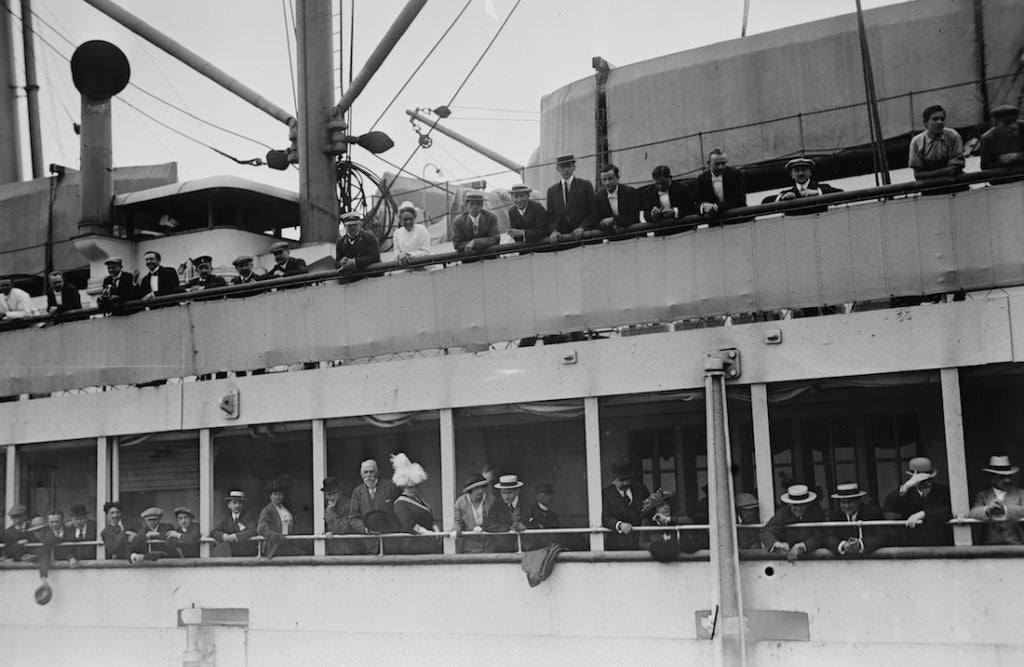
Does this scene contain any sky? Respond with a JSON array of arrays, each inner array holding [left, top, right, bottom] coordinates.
[[6, 0, 909, 194]]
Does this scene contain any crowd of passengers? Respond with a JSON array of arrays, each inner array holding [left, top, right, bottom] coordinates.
[[3, 451, 1022, 568], [1, 104, 1022, 323]]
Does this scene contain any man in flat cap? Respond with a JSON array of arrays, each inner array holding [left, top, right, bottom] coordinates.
[[507, 184, 551, 244], [263, 241, 308, 280], [546, 153, 595, 243], [45, 271, 83, 319], [67, 503, 97, 560], [135, 250, 181, 301], [97, 257, 135, 311], [601, 461, 651, 551], [884, 456, 953, 546], [129, 506, 176, 561], [393, 202, 432, 265], [452, 191, 500, 255], [825, 481, 887, 557], [335, 212, 381, 275], [210, 490, 258, 557], [696, 148, 747, 217], [968, 455, 1024, 545], [230, 256, 261, 285], [591, 163, 641, 236], [980, 104, 1024, 172], [642, 165, 697, 227], [185, 255, 228, 291], [3, 504, 31, 560], [909, 104, 965, 180], [761, 484, 828, 562], [166, 506, 201, 558], [769, 158, 843, 212]]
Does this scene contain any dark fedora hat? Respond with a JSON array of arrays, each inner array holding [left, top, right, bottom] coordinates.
[[35, 581, 53, 606], [609, 461, 635, 479], [321, 476, 342, 493], [363, 510, 395, 534]]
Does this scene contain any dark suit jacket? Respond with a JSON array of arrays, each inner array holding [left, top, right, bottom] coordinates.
[[66, 519, 98, 560], [129, 521, 177, 555], [99, 272, 136, 309], [885, 483, 953, 546], [346, 481, 398, 534], [262, 257, 308, 280], [452, 210, 500, 253], [824, 502, 887, 555], [336, 230, 381, 270], [100, 523, 133, 560], [546, 177, 596, 234], [601, 482, 652, 551], [167, 523, 201, 558], [483, 497, 525, 553], [185, 274, 228, 290], [136, 265, 181, 299], [46, 284, 82, 314], [210, 510, 258, 556], [592, 184, 641, 232], [508, 201, 551, 243], [771, 180, 844, 215], [760, 504, 828, 553], [694, 167, 747, 211], [641, 181, 697, 220]]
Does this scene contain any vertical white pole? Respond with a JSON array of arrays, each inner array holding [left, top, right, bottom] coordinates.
[[940, 368, 971, 546], [312, 419, 327, 556], [584, 397, 604, 552], [96, 437, 108, 560], [750, 384, 776, 522], [440, 409, 456, 555], [199, 429, 212, 558], [5, 445, 18, 521]]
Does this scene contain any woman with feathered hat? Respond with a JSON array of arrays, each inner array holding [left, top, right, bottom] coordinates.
[[391, 453, 442, 554]]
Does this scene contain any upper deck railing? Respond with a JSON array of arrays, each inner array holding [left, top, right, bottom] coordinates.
[[1, 169, 1022, 396]]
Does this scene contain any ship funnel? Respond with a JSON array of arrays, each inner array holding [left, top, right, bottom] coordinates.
[[71, 40, 130, 234]]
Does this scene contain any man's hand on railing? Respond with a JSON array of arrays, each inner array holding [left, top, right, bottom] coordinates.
[[786, 542, 806, 562], [769, 541, 790, 554], [905, 511, 926, 528]]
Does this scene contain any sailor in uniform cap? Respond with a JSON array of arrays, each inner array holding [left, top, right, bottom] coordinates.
[[185, 255, 228, 291], [335, 211, 381, 275]]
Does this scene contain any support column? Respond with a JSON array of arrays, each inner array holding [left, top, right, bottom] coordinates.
[[584, 397, 604, 551], [940, 368, 972, 546], [440, 409, 456, 555], [750, 384, 776, 521], [312, 419, 327, 556], [199, 429, 212, 558], [111, 437, 120, 499], [96, 437, 108, 560], [5, 445, 17, 518]]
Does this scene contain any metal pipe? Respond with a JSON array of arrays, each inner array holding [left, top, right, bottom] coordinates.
[[333, 0, 428, 116], [20, 0, 43, 178], [855, 0, 891, 185], [593, 56, 611, 181], [405, 109, 525, 175], [81, 0, 293, 125], [0, 2, 23, 184], [78, 94, 113, 233]]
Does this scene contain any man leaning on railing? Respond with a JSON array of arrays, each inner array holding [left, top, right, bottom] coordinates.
[[968, 455, 1024, 545]]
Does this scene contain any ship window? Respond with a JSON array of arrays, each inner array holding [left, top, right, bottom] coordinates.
[[453, 400, 587, 551], [118, 432, 199, 526], [16, 439, 96, 522], [598, 389, 754, 526], [211, 422, 313, 554], [767, 374, 943, 511]]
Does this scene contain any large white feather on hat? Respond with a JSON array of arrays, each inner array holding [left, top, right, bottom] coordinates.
[[391, 452, 428, 488]]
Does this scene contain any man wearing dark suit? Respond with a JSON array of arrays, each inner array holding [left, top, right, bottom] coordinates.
[[45, 510, 75, 562], [884, 457, 953, 547], [3, 505, 31, 560], [66, 503, 97, 560], [967, 455, 1024, 545], [184, 255, 228, 291], [97, 257, 136, 311], [546, 153, 595, 243], [345, 459, 399, 553], [210, 490, 258, 557], [335, 212, 381, 275], [695, 148, 747, 217], [825, 482, 887, 556], [45, 271, 82, 318], [483, 474, 528, 553], [262, 241, 309, 280], [507, 183, 551, 243], [129, 507, 176, 560], [135, 250, 181, 301], [601, 461, 651, 551], [166, 506, 201, 558], [761, 484, 828, 561], [100, 501, 136, 560], [640, 165, 697, 227], [452, 191, 500, 255], [525, 482, 560, 550], [592, 163, 641, 236], [230, 256, 261, 285], [769, 157, 843, 214]]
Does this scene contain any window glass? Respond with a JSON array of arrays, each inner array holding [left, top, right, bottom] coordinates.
[[118, 432, 199, 531], [18, 439, 96, 522]]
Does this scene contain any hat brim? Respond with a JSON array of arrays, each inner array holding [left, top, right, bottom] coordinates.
[[462, 480, 490, 493], [830, 491, 867, 500], [494, 481, 524, 490], [983, 467, 1019, 475], [905, 469, 937, 479], [781, 492, 818, 504], [224, 496, 247, 502]]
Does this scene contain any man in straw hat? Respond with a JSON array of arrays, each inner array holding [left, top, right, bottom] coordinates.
[[393, 201, 432, 266], [484, 473, 528, 553], [884, 456, 952, 546], [452, 191, 500, 255], [761, 484, 828, 562], [507, 183, 551, 244], [452, 471, 496, 553], [601, 461, 651, 551], [825, 481, 887, 557], [968, 455, 1024, 545], [210, 490, 258, 557]]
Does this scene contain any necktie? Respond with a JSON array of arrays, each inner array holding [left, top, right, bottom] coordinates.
[[369, 487, 376, 501], [562, 181, 569, 207], [472, 219, 478, 234], [622, 491, 630, 505]]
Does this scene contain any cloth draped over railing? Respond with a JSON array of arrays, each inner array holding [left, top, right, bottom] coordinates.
[[1, 181, 1023, 396]]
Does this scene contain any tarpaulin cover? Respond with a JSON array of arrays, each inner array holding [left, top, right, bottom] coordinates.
[[528, 0, 1023, 189], [2, 181, 1023, 396]]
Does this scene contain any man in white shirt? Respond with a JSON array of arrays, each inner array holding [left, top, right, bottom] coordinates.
[[393, 201, 431, 266], [0, 278, 38, 319]]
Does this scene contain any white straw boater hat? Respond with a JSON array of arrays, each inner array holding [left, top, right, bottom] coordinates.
[[781, 484, 817, 504], [391, 452, 428, 487], [494, 474, 524, 490], [830, 482, 867, 500], [982, 455, 1019, 475]]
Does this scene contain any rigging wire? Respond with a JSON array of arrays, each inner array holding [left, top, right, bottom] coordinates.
[[368, 0, 473, 132], [451, 104, 538, 114]]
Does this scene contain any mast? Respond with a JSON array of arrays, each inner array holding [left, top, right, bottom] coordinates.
[[19, 0, 43, 179], [855, 0, 891, 186], [0, 0, 22, 184]]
